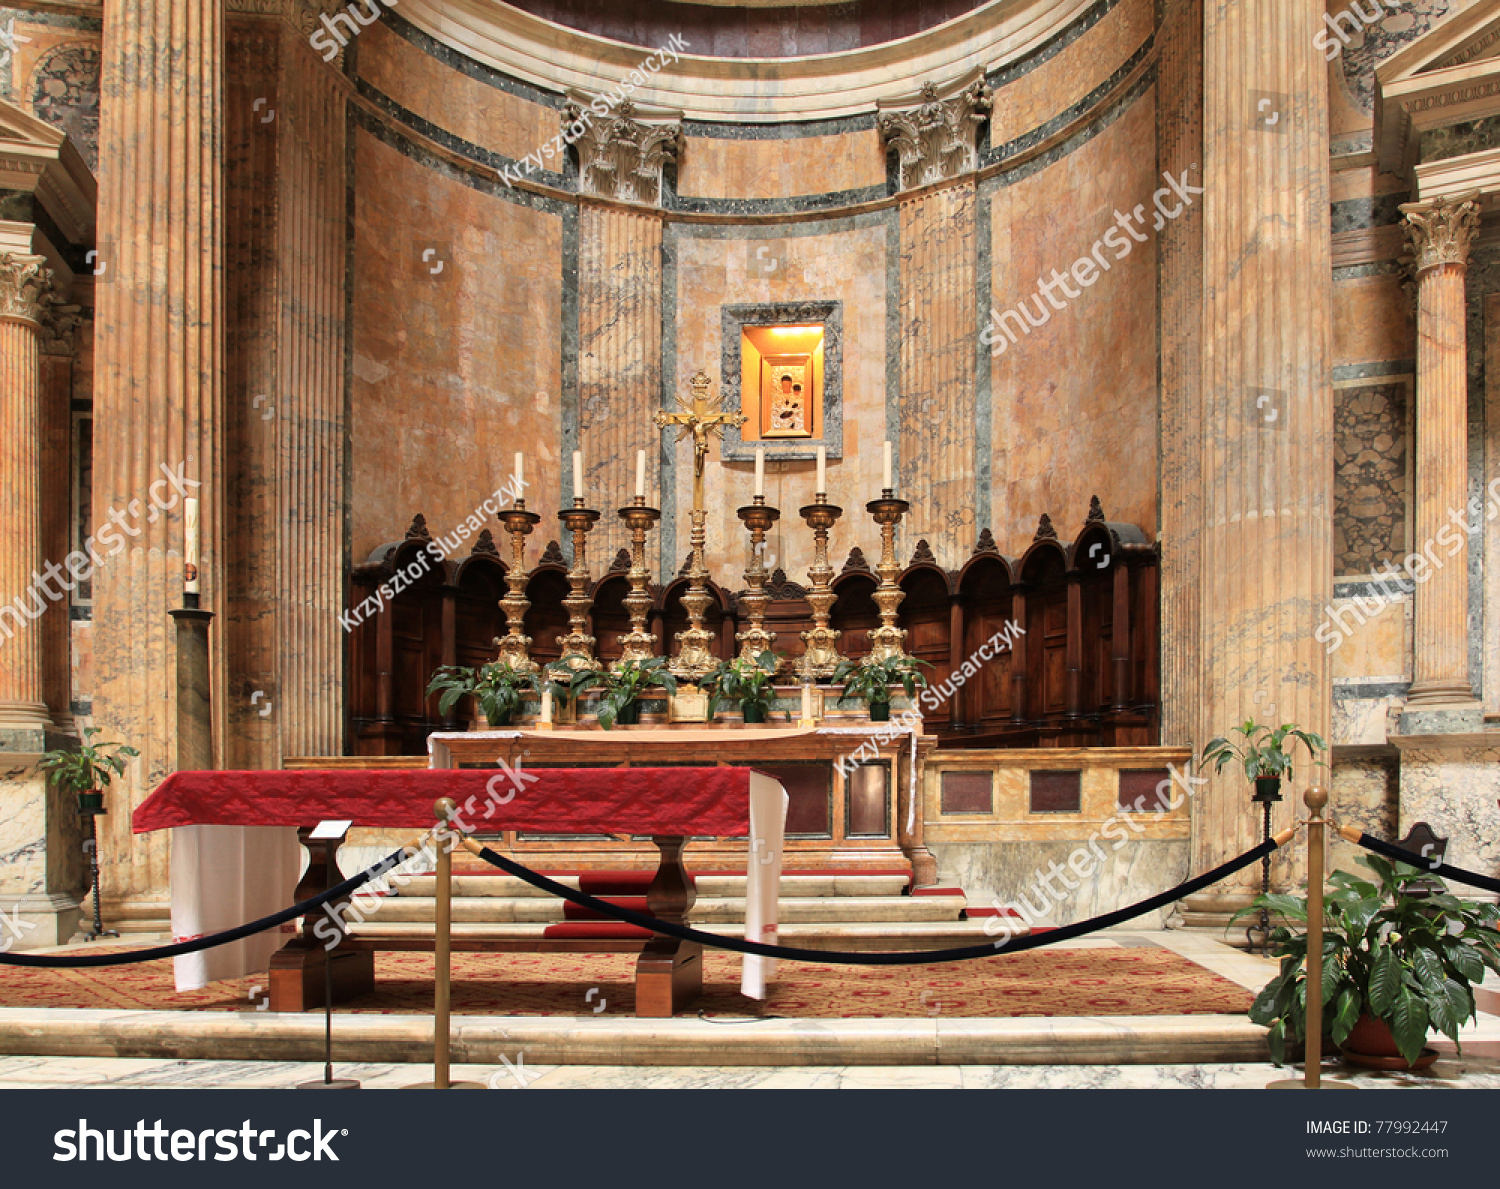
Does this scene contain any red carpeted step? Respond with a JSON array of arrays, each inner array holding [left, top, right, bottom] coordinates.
[[577, 872, 677, 896], [911, 887, 963, 897], [541, 922, 654, 940], [563, 896, 649, 921]]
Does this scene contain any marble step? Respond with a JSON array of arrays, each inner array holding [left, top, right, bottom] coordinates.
[[346, 918, 1003, 951], [359, 893, 966, 925], [394, 873, 911, 899]]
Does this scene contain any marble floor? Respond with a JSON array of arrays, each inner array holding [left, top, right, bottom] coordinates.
[[2, 1053, 1499, 1090]]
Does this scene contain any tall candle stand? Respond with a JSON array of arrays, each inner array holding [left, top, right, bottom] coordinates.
[[615, 496, 661, 667], [797, 493, 845, 680], [557, 497, 601, 669], [669, 506, 719, 681], [735, 495, 780, 663], [865, 489, 911, 663], [496, 501, 542, 673]]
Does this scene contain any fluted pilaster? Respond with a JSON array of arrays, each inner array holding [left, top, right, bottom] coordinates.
[[93, 0, 224, 912], [896, 180, 977, 566], [0, 253, 53, 729], [578, 201, 663, 564], [1400, 192, 1480, 708], [1191, 0, 1333, 892], [39, 301, 83, 735]]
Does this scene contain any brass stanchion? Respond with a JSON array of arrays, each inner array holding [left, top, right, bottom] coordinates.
[[1269, 786, 1355, 1090], [408, 799, 484, 1089]]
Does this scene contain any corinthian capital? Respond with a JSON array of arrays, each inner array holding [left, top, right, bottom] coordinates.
[[878, 79, 993, 192], [563, 100, 682, 208], [0, 253, 53, 324], [1400, 191, 1482, 275]]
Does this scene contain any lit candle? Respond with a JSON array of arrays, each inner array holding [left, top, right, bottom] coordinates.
[[635, 449, 646, 499], [573, 450, 584, 500], [541, 687, 553, 724], [816, 446, 826, 494], [184, 497, 200, 593], [801, 684, 812, 722], [883, 440, 893, 491], [514, 452, 524, 493], [754, 447, 765, 498]]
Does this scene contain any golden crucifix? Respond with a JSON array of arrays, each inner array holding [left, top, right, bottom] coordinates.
[[654, 370, 747, 511], [653, 371, 746, 680]]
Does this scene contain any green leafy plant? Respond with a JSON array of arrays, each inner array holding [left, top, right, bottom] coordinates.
[[830, 654, 930, 708], [38, 728, 139, 798], [1201, 719, 1328, 783], [1231, 856, 1500, 1066], [593, 656, 678, 729], [426, 661, 540, 726], [538, 660, 609, 709], [701, 651, 784, 720]]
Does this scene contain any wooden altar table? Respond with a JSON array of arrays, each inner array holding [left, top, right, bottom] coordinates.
[[133, 766, 785, 1016]]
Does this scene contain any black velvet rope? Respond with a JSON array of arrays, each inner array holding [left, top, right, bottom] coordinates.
[[0, 847, 412, 968], [1351, 832, 1500, 896], [471, 837, 1281, 966]]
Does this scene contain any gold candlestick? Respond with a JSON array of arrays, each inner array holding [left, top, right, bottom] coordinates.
[[736, 495, 780, 664], [864, 490, 911, 663], [496, 501, 542, 673], [797, 493, 845, 680], [557, 498, 601, 669], [615, 496, 661, 667]]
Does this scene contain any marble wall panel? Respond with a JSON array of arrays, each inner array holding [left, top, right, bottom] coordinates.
[[356, 19, 556, 169], [1333, 378, 1409, 574], [986, 0, 1153, 150], [1328, 755, 1399, 875], [931, 838, 1189, 928], [0, 765, 46, 899], [349, 130, 564, 561], [1398, 743, 1500, 887], [1328, 592, 1409, 680], [678, 129, 886, 201], [987, 90, 1159, 556], [1487, 292, 1500, 720], [669, 219, 888, 589], [1332, 274, 1415, 365]]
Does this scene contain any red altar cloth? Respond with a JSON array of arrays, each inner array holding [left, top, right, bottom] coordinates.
[[133, 767, 754, 836]]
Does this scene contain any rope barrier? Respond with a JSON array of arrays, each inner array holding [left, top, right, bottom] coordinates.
[[459, 835, 1285, 966], [0, 835, 434, 969], [1338, 826, 1500, 896]]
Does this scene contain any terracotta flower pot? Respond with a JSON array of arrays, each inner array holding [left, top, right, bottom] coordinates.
[[1341, 1013, 1438, 1071]]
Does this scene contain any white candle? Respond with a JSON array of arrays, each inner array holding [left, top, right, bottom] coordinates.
[[573, 450, 584, 500], [883, 440, 893, 491], [514, 452, 524, 492], [754, 447, 765, 497], [184, 496, 200, 593], [635, 449, 646, 499], [801, 684, 812, 722], [816, 446, 826, 494], [541, 687, 553, 724]]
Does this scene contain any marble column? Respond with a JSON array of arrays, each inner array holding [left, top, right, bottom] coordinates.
[[1398, 192, 1481, 720], [0, 252, 54, 731], [1182, 0, 1334, 918], [38, 301, 84, 736], [92, 0, 224, 925]]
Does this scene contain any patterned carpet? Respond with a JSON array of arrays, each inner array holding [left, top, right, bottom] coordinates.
[[0, 945, 1252, 1018]]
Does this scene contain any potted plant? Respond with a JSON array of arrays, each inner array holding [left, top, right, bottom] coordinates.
[[38, 727, 139, 815], [830, 654, 930, 723], [539, 660, 608, 724], [1201, 719, 1328, 802], [427, 660, 540, 728], [702, 651, 783, 724], [595, 656, 677, 729], [1231, 855, 1500, 1069]]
